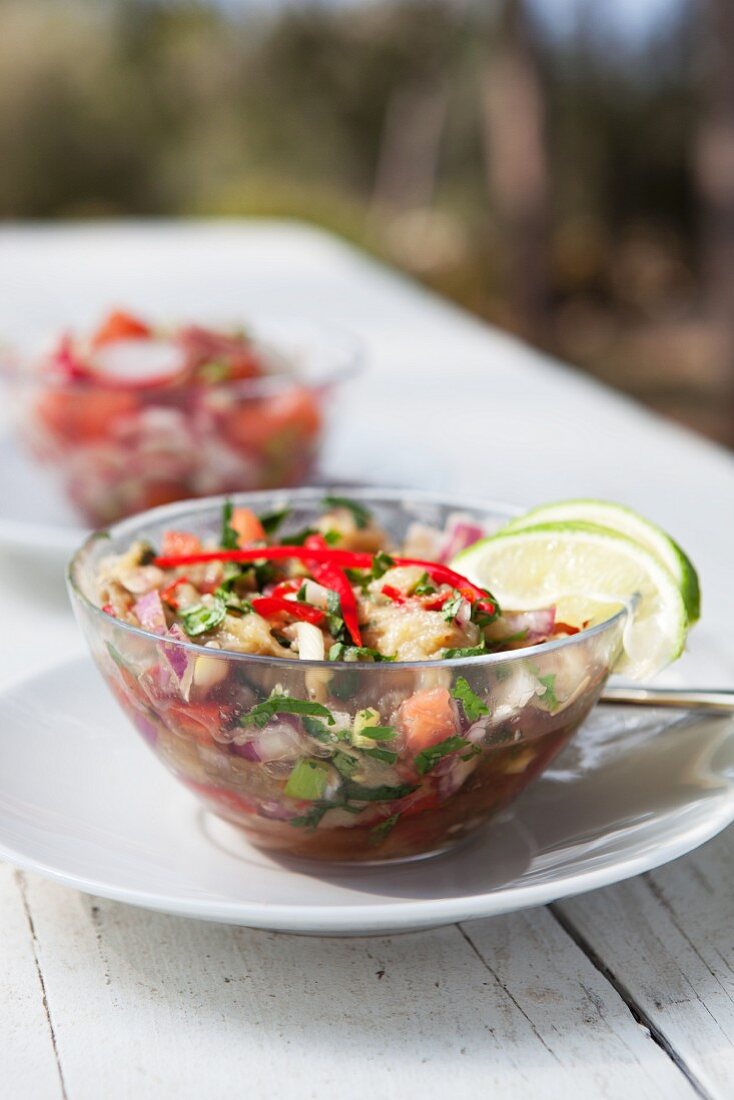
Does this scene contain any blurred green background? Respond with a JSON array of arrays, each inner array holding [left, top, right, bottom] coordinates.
[[2, 0, 733, 445]]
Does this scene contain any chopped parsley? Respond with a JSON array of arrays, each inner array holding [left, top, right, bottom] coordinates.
[[363, 746, 399, 765], [442, 593, 464, 621], [443, 642, 487, 658], [258, 507, 291, 535], [179, 598, 226, 637], [328, 643, 395, 663], [302, 716, 345, 743], [220, 500, 239, 550], [352, 725, 396, 741], [414, 735, 471, 775], [538, 673, 560, 712], [325, 590, 347, 640], [240, 692, 335, 728], [451, 677, 490, 721], [322, 495, 372, 529], [370, 813, 401, 845]]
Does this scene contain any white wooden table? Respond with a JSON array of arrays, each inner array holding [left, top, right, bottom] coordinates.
[[2, 220, 734, 1099]]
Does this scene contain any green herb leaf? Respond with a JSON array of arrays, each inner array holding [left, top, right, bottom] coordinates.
[[240, 692, 336, 728], [370, 550, 395, 581], [323, 529, 341, 546], [354, 725, 396, 741], [280, 526, 318, 546], [284, 759, 331, 800], [370, 813, 401, 845], [213, 586, 252, 615], [413, 572, 436, 596], [258, 507, 291, 535], [179, 599, 226, 637], [442, 593, 464, 621], [332, 751, 360, 778], [537, 673, 559, 712], [362, 746, 399, 765], [443, 643, 487, 658], [414, 735, 470, 775], [451, 676, 490, 721], [325, 590, 347, 640], [342, 780, 416, 803], [302, 716, 343, 743], [328, 643, 395, 663], [322, 495, 372, 529], [289, 803, 331, 830], [486, 629, 529, 651], [220, 500, 239, 550], [344, 567, 371, 592]]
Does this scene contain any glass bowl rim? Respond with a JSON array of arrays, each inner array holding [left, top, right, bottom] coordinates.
[[0, 315, 364, 399], [67, 486, 629, 672]]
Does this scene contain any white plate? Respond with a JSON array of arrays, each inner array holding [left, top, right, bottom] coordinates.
[[1, 658, 733, 935]]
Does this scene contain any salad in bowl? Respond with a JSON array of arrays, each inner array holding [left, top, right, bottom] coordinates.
[[68, 489, 697, 863], [6, 311, 358, 525]]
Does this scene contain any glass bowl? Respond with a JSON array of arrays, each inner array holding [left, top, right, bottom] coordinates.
[[67, 489, 627, 864], [2, 318, 360, 526]]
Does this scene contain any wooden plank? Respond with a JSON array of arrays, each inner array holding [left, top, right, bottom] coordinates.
[[22, 875, 691, 1100], [0, 868, 65, 1098], [557, 824, 734, 1098]]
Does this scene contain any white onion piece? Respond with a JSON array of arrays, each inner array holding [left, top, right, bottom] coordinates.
[[286, 580, 330, 609], [91, 338, 186, 386], [295, 621, 325, 661], [241, 722, 305, 762], [193, 655, 229, 693], [500, 608, 556, 641]]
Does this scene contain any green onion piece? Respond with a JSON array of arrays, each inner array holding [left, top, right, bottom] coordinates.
[[179, 599, 226, 637], [284, 759, 331, 801], [414, 735, 470, 775]]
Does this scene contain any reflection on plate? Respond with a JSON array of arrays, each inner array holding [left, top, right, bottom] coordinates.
[[0, 658, 733, 934]]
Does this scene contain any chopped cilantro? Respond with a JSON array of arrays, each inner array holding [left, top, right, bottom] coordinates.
[[413, 572, 436, 596], [323, 529, 342, 546], [342, 780, 416, 802], [443, 642, 487, 658], [325, 590, 346, 640], [344, 567, 371, 591], [451, 677, 490, 721], [538, 673, 559, 711], [240, 691, 335, 728], [302, 716, 344, 743], [331, 751, 360, 778], [353, 725, 396, 741], [322, 495, 372, 529], [280, 526, 318, 546], [370, 550, 395, 580], [258, 507, 291, 535], [414, 735, 470, 775], [220, 500, 239, 550], [442, 593, 464, 621], [213, 586, 252, 615], [370, 813, 401, 844], [472, 599, 500, 627], [179, 599, 226, 637], [289, 803, 331, 830], [328, 643, 395, 663], [363, 746, 399, 765]]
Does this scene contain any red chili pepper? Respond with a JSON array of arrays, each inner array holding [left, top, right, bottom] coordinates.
[[553, 621, 580, 636], [251, 596, 325, 625], [160, 575, 190, 609], [101, 603, 116, 617], [153, 546, 495, 617], [304, 534, 363, 645], [381, 584, 407, 604], [421, 591, 450, 611], [270, 579, 301, 600]]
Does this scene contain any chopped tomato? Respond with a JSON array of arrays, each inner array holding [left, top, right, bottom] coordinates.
[[230, 507, 266, 546], [225, 388, 322, 453], [398, 687, 459, 754], [165, 701, 234, 745], [161, 530, 202, 558], [35, 388, 138, 443], [91, 310, 151, 348]]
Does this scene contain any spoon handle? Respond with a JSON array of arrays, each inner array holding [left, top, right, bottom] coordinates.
[[600, 685, 734, 712]]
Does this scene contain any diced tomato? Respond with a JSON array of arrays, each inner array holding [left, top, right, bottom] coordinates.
[[35, 388, 138, 443], [92, 310, 151, 348], [224, 388, 322, 453], [165, 701, 234, 745], [398, 687, 459, 754], [161, 530, 202, 558], [230, 507, 265, 546]]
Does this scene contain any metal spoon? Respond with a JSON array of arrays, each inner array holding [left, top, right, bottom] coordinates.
[[600, 685, 734, 712]]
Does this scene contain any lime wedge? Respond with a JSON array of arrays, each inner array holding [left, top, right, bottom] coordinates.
[[452, 522, 689, 679], [503, 499, 699, 623]]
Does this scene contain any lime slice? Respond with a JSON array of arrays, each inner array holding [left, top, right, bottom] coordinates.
[[452, 522, 689, 679], [503, 499, 699, 623]]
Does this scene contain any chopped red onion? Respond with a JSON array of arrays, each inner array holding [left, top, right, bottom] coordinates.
[[438, 516, 485, 564], [133, 590, 167, 635]]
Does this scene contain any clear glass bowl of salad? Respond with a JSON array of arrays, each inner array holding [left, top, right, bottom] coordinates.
[[68, 489, 627, 864], [4, 312, 360, 525]]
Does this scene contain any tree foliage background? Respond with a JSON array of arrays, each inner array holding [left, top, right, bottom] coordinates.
[[1, 0, 731, 444]]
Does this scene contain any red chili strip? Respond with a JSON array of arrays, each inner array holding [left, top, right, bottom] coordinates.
[[304, 534, 363, 645], [251, 596, 325, 625], [152, 546, 495, 614], [381, 584, 407, 604], [270, 579, 301, 599]]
